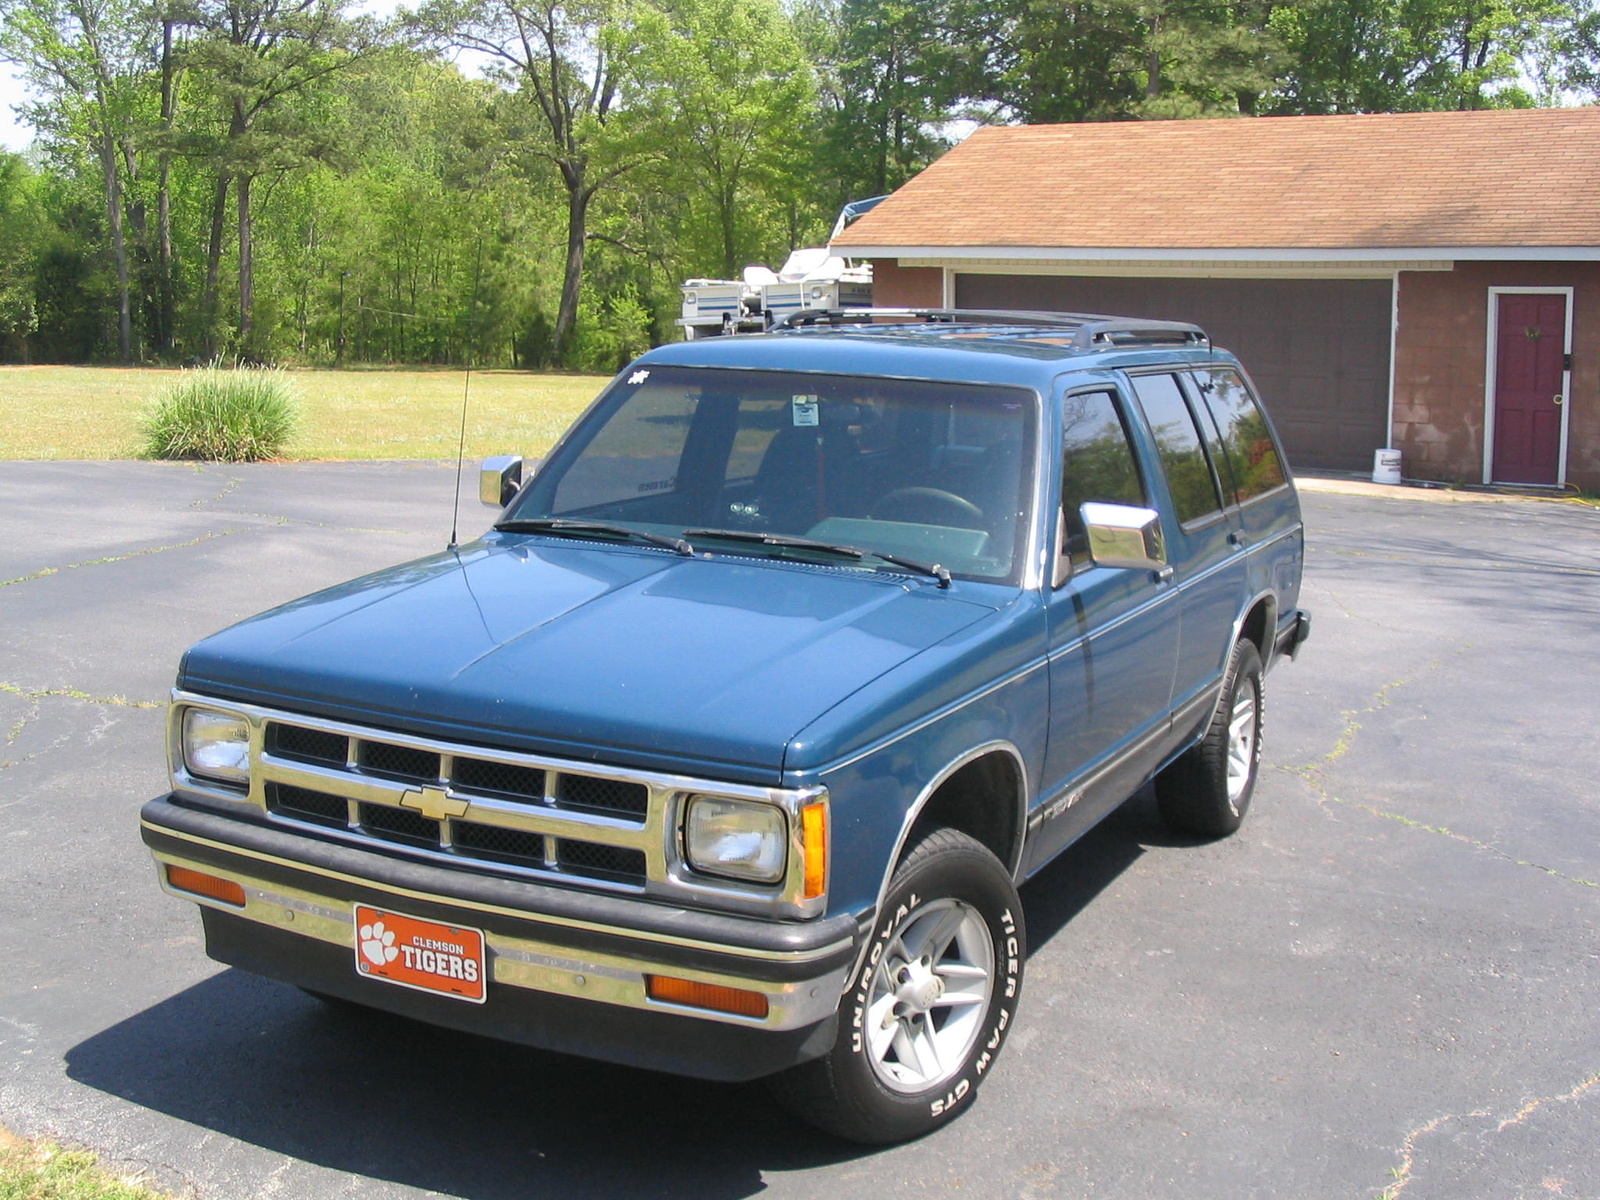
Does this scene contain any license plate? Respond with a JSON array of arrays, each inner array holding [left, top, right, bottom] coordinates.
[[352, 905, 487, 1003]]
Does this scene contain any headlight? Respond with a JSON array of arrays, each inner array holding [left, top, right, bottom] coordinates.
[[182, 709, 251, 785], [684, 796, 786, 883]]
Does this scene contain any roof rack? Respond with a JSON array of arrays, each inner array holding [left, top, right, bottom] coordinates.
[[770, 307, 1210, 350]]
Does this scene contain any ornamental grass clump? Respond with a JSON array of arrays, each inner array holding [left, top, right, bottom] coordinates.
[[140, 367, 300, 461]]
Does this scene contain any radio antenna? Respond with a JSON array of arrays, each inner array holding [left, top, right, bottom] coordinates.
[[448, 238, 485, 551]]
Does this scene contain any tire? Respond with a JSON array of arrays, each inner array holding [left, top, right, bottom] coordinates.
[[769, 828, 1024, 1144], [1156, 637, 1264, 838]]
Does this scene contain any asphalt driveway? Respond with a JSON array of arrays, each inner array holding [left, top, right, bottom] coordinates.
[[1, 460, 1597, 1199]]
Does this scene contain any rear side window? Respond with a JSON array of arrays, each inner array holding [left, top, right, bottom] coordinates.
[[1131, 373, 1223, 526], [1059, 390, 1146, 569], [1192, 368, 1286, 503]]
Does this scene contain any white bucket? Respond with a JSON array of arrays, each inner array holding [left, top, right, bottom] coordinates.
[[1372, 448, 1403, 485]]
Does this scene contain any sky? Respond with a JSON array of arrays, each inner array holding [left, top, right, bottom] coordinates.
[[1, 66, 31, 151]]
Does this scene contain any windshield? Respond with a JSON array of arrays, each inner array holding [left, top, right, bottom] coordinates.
[[507, 365, 1038, 584]]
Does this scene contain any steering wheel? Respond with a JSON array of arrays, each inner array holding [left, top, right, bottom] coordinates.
[[870, 487, 985, 528]]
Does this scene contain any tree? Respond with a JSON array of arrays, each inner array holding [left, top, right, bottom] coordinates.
[[1, 0, 149, 357], [0, 152, 48, 359], [1267, 0, 1578, 112], [179, 0, 383, 356], [626, 0, 816, 277], [425, 0, 655, 361]]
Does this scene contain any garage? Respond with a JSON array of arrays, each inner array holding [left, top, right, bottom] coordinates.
[[953, 274, 1391, 472], [834, 109, 1600, 491]]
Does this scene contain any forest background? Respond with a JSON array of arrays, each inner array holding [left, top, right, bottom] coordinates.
[[1, 0, 1598, 373]]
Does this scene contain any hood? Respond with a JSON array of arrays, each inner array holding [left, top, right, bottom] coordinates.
[[180, 536, 999, 778]]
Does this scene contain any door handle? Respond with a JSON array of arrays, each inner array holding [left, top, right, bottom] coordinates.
[[1553, 393, 1565, 406], [1153, 564, 1175, 583], [1228, 530, 1250, 549]]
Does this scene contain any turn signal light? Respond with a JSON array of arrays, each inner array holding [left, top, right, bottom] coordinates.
[[801, 801, 828, 899], [166, 865, 246, 907], [646, 975, 769, 1018]]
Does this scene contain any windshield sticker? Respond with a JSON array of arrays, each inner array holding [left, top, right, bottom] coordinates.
[[628, 369, 650, 385], [792, 395, 820, 427]]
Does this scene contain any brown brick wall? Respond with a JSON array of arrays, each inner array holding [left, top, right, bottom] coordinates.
[[1394, 262, 1600, 490], [869, 261, 943, 307]]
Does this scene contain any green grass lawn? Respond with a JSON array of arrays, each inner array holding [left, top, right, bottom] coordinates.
[[0, 366, 611, 461], [0, 1129, 172, 1200]]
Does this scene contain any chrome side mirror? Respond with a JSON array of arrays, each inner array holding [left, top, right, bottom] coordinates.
[[480, 455, 524, 507], [1081, 502, 1167, 572]]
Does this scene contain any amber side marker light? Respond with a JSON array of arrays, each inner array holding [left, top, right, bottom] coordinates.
[[166, 865, 246, 907], [646, 975, 770, 1019], [801, 801, 828, 899]]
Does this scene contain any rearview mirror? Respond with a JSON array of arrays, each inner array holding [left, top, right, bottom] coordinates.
[[1081, 502, 1167, 572], [479, 455, 524, 507]]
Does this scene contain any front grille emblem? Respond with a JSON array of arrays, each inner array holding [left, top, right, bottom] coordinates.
[[400, 785, 470, 822]]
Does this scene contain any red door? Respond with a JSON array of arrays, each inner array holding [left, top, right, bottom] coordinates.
[[1492, 293, 1567, 485]]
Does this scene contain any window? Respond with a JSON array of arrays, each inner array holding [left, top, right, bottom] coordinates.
[[551, 379, 697, 514], [1131, 372, 1223, 527], [1192, 368, 1286, 503], [515, 366, 1038, 584], [1058, 390, 1146, 571]]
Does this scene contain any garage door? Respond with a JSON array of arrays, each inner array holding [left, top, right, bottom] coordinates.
[[954, 275, 1390, 472]]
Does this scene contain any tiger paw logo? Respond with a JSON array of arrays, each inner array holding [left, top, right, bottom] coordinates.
[[359, 920, 399, 968]]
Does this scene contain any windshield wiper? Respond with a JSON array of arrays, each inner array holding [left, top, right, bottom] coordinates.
[[495, 518, 693, 557], [684, 528, 951, 588]]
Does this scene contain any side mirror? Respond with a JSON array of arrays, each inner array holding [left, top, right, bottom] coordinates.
[[1081, 502, 1167, 572], [479, 455, 524, 507]]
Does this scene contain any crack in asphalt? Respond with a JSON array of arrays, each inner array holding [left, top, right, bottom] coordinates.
[[1, 697, 41, 772], [1281, 653, 1600, 892], [0, 681, 163, 710], [1376, 1109, 1492, 1199], [203, 508, 438, 537], [1496, 1071, 1600, 1133], [1375, 1071, 1600, 1199], [0, 524, 279, 589], [189, 474, 244, 508]]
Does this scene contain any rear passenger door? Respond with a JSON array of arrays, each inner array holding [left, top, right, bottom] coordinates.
[[1127, 371, 1246, 729], [1188, 366, 1304, 622]]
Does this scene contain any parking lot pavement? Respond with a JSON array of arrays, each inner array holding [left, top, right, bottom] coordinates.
[[1, 461, 1597, 1200]]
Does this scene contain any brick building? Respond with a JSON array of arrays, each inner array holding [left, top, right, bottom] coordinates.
[[831, 109, 1600, 490]]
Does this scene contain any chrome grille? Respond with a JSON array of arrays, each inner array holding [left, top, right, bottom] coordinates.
[[560, 774, 648, 817], [358, 741, 440, 783], [269, 724, 347, 766], [359, 801, 439, 847], [453, 820, 546, 866], [452, 757, 545, 802], [258, 720, 656, 890], [556, 840, 647, 880], [269, 782, 347, 828], [172, 694, 828, 917]]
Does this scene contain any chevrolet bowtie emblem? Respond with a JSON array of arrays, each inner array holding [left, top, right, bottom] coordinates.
[[399, 785, 470, 821]]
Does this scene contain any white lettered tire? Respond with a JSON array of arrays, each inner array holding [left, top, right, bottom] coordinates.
[[770, 828, 1024, 1143]]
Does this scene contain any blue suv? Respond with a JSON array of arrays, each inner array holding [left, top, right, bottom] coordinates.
[[143, 310, 1310, 1143]]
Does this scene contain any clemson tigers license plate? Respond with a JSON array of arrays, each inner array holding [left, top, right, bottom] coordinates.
[[352, 905, 487, 1003]]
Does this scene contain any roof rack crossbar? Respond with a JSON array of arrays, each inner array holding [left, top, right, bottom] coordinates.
[[770, 307, 1209, 349]]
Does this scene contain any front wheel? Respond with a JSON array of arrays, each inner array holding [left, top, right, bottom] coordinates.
[[1156, 638, 1264, 838], [769, 828, 1024, 1143]]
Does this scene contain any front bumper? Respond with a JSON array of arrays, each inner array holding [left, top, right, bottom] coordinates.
[[142, 795, 860, 1081]]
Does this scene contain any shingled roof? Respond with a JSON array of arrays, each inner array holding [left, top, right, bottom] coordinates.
[[832, 109, 1600, 255]]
